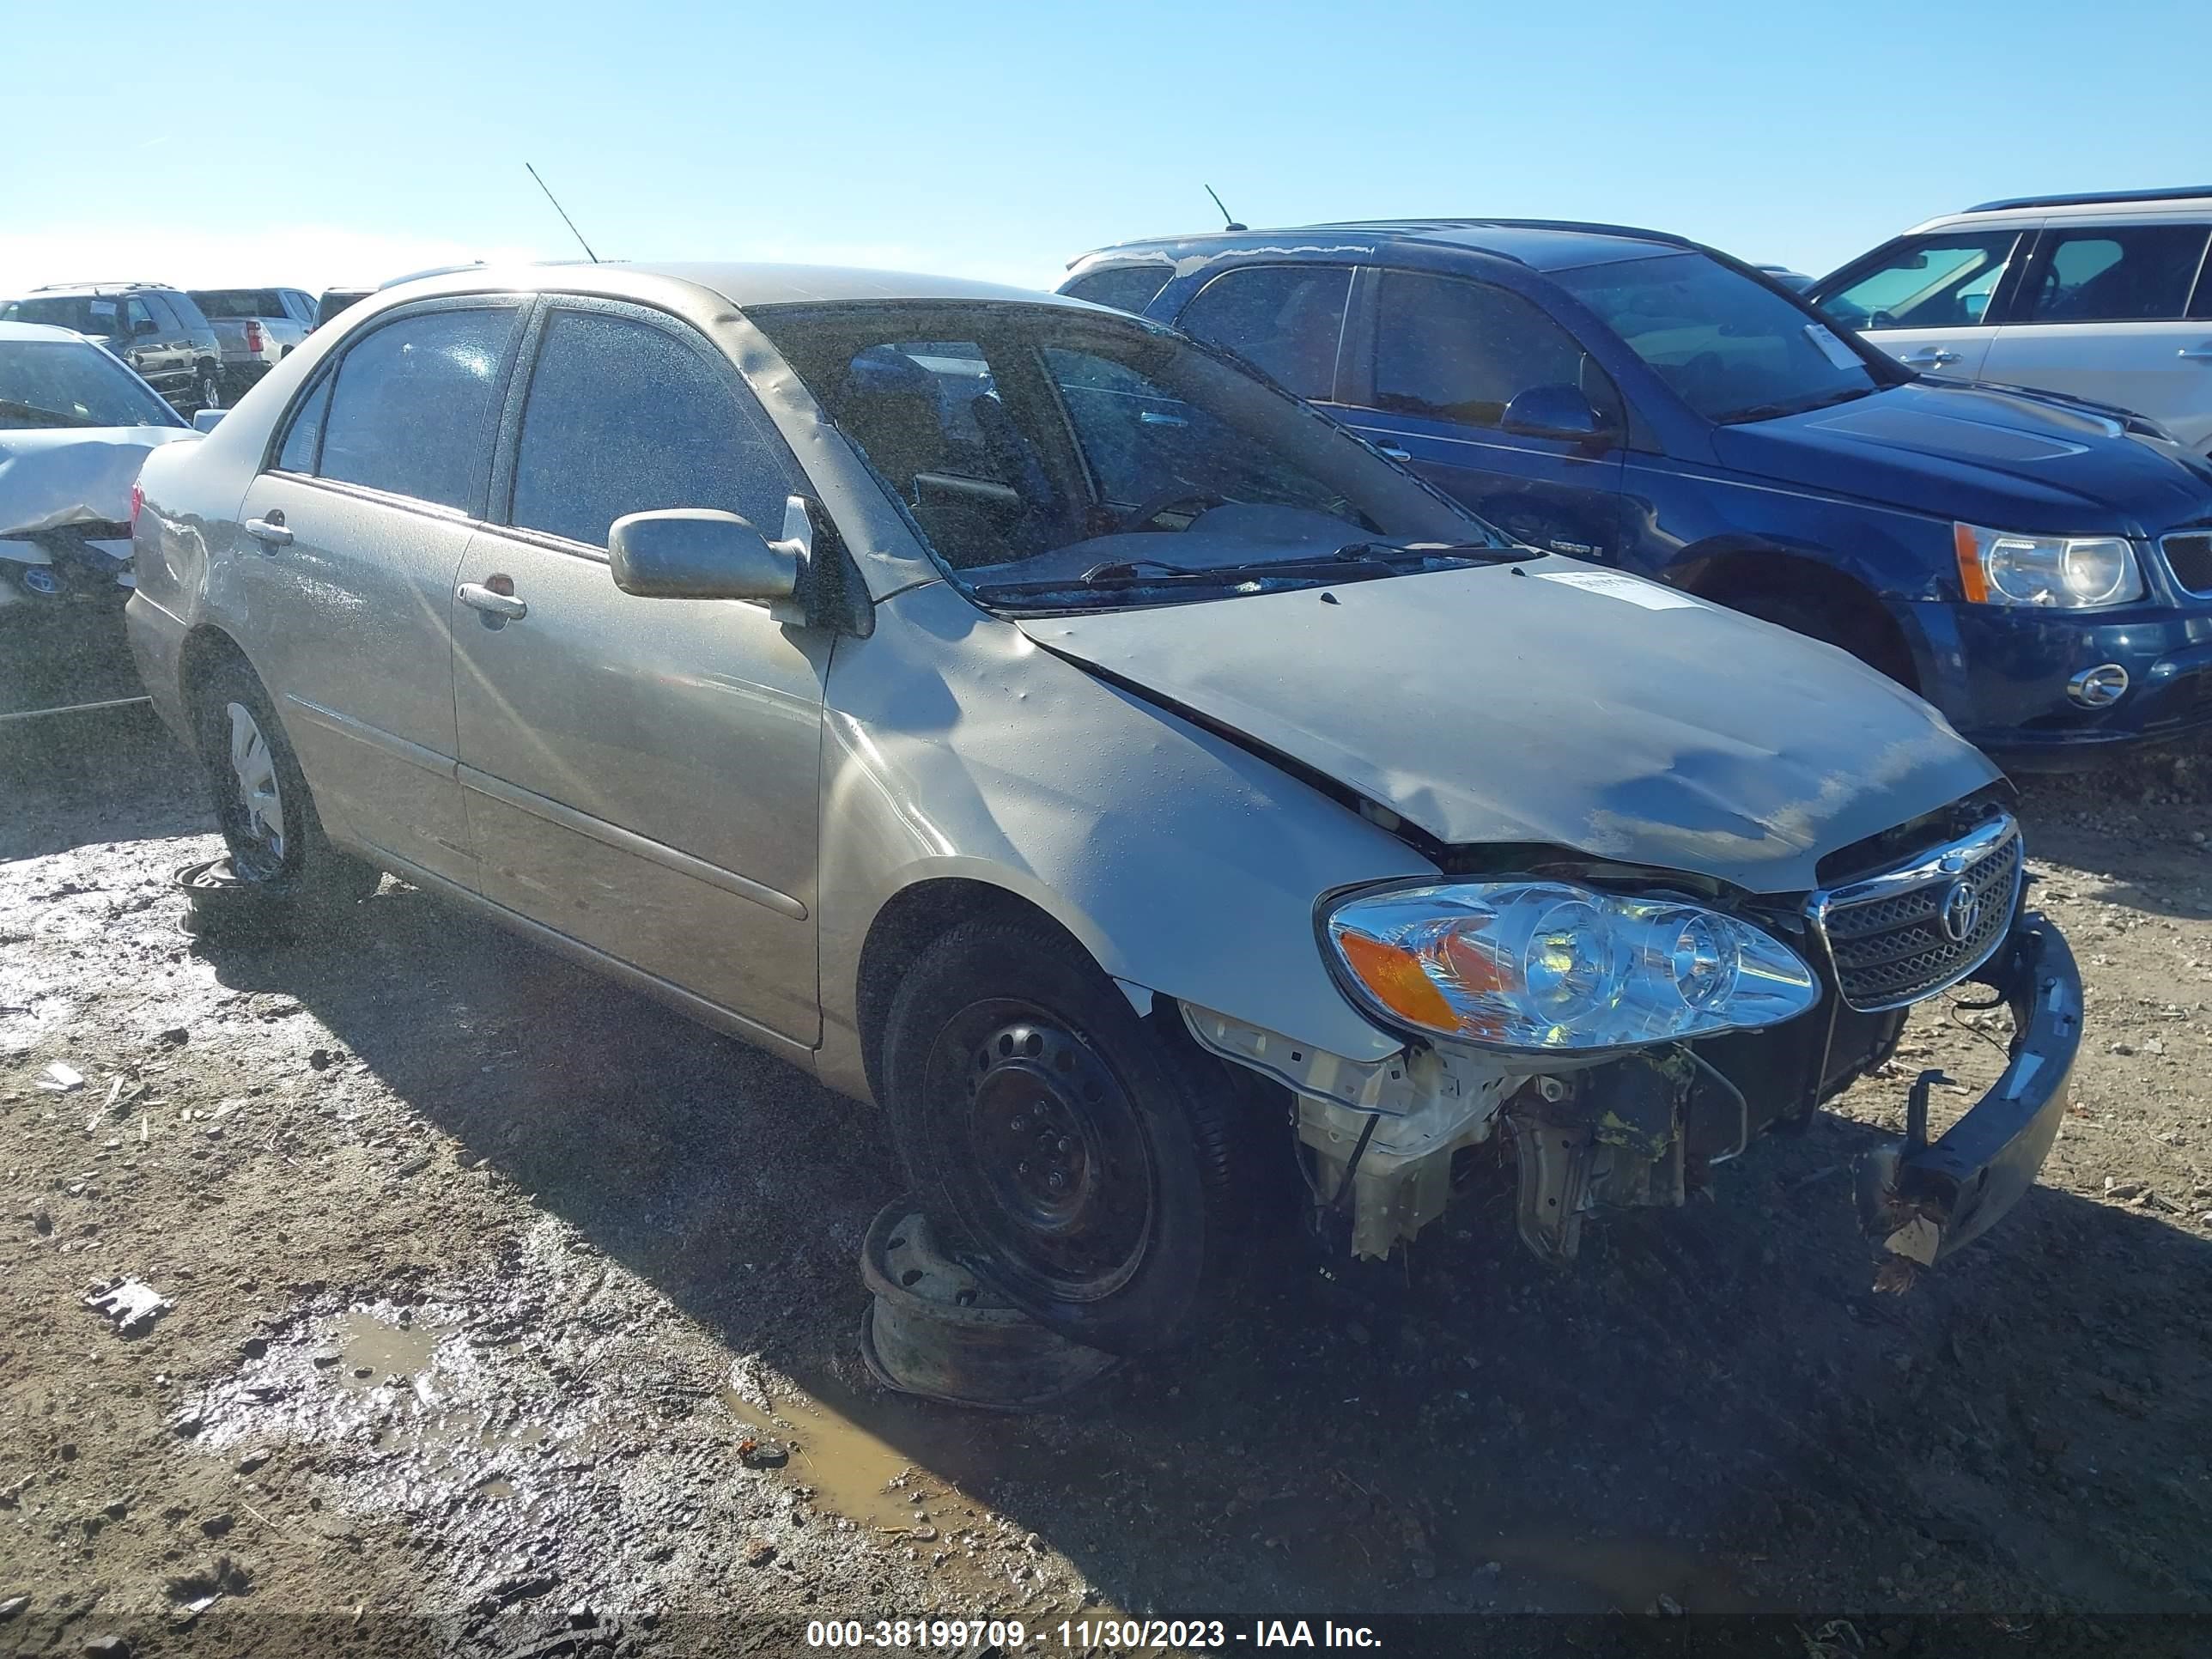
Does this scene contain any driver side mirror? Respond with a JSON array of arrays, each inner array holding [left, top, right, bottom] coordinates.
[[608, 500, 811, 623], [133, 317, 161, 337], [1500, 384, 1612, 443]]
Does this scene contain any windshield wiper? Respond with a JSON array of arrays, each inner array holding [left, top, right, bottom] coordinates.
[[973, 543, 1516, 604], [0, 398, 99, 429], [1715, 386, 1875, 425]]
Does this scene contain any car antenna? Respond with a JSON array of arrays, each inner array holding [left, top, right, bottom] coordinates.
[[526, 162, 600, 263], [1204, 184, 1247, 232]]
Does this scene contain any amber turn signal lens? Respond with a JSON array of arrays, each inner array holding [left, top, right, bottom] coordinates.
[[1954, 521, 1990, 605], [1335, 930, 1455, 1030]]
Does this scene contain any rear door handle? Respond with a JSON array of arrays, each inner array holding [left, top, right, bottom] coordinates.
[[2179, 344, 2212, 362], [1899, 348, 1961, 368], [244, 514, 291, 547], [1373, 441, 1413, 461], [457, 581, 527, 620]]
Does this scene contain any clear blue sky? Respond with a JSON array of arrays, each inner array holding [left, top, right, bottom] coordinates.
[[8, 0, 2209, 295]]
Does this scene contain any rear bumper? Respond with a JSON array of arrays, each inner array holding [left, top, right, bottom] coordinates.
[[1853, 914, 2081, 1272], [123, 589, 195, 748]]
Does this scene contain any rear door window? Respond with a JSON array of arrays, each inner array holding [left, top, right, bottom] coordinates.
[[1370, 270, 1621, 430], [2017, 224, 2212, 323], [1174, 265, 1352, 400], [1815, 232, 2021, 329], [315, 306, 520, 511], [506, 307, 801, 549], [1060, 266, 1174, 315]]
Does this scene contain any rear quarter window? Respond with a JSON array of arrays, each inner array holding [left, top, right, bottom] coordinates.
[[1061, 265, 1173, 315]]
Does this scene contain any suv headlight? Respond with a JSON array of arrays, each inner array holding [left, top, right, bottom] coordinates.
[[1324, 880, 1820, 1053], [1954, 521, 2142, 608]]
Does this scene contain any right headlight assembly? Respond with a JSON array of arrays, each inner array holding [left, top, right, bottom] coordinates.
[[1323, 880, 1820, 1054], [1953, 521, 2143, 608]]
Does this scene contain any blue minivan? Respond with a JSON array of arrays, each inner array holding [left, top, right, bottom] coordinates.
[[1060, 221, 2212, 764]]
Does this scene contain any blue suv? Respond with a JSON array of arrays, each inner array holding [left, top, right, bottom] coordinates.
[[1061, 221, 2212, 764]]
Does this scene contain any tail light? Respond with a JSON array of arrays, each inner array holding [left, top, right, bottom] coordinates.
[[243, 320, 264, 354], [130, 483, 143, 532]]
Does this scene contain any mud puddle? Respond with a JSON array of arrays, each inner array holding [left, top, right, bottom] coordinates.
[[722, 1364, 1119, 1613], [333, 1306, 441, 1389]]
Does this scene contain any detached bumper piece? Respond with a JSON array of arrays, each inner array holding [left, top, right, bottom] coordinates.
[[1854, 915, 2081, 1287]]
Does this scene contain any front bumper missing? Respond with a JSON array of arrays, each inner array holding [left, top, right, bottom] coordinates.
[[1853, 914, 2081, 1283]]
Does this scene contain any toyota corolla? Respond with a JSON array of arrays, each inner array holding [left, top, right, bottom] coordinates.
[[125, 264, 2081, 1352]]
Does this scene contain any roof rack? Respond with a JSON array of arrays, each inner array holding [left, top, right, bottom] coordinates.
[[1964, 185, 2212, 214], [1306, 216, 1697, 250], [28, 279, 167, 293]]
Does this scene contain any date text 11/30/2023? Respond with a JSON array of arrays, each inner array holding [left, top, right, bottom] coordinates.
[[805, 1618, 1384, 1648]]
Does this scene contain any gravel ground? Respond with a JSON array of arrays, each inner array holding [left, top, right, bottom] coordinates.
[[3, 709, 2210, 1657]]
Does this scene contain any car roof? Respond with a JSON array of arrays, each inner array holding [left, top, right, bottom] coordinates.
[[377, 260, 1090, 313], [19, 281, 180, 296], [1959, 185, 2212, 216], [0, 320, 103, 343], [1079, 219, 1692, 274]]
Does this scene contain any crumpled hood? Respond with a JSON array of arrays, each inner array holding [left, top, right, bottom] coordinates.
[[1018, 557, 2001, 895], [1713, 381, 2212, 538], [0, 425, 198, 541]]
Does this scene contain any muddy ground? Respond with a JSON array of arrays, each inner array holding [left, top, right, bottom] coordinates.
[[3, 708, 2210, 1657]]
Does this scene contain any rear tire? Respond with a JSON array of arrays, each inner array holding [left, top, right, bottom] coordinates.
[[880, 918, 1253, 1354], [192, 656, 378, 912]]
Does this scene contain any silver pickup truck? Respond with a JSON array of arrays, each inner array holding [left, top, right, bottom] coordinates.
[[188, 289, 319, 400]]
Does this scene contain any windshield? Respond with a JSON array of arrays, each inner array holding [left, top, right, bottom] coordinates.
[[749, 303, 1491, 606], [0, 338, 183, 429], [1556, 252, 1885, 423], [1, 295, 125, 341], [191, 289, 286, 319]]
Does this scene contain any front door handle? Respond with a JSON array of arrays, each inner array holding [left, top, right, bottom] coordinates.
[[1899, 348, 1961, 368], [244, 514, 291, 547], [457, 580, 527, 621], [1373, 441, 1413, 461], [2179, 344, 2212, 362]]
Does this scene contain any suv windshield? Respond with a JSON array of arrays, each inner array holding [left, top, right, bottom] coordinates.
[[1556, 252, 1886, 423], [750, 303, 1493, 605], [0, 338, 183, 429]]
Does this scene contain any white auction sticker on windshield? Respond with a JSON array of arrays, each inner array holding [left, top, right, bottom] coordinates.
[[1804, 322, 1865, 372], [1534, 568, 1705, 611]]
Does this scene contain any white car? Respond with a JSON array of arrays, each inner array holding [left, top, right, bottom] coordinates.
[[1809, 187, 2212, 456], [2, 320, 198, 718]]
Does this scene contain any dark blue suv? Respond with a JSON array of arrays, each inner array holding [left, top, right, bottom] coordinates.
[[1061, 221, 2212, 764]]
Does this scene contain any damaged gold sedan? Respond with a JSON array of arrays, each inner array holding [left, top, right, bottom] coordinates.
[[125, 263, 2081, 1353]]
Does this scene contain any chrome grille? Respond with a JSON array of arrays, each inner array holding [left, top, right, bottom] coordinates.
[[1809, 815, 2023, 1012], [2164, 532, 2212, 597]]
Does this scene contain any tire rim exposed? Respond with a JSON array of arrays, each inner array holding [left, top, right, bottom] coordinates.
[[224, 700, 285, 877], [926, 1000, 1154, 1304]]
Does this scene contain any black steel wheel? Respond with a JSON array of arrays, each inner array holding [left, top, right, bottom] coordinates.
[[881, 917, 1253, 1353]]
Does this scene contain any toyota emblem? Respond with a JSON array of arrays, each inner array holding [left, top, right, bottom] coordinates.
[[1939, 878, 1982, 944]]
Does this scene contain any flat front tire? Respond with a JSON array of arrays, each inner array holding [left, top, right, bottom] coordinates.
[[881, 918, 1251, 1354]]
